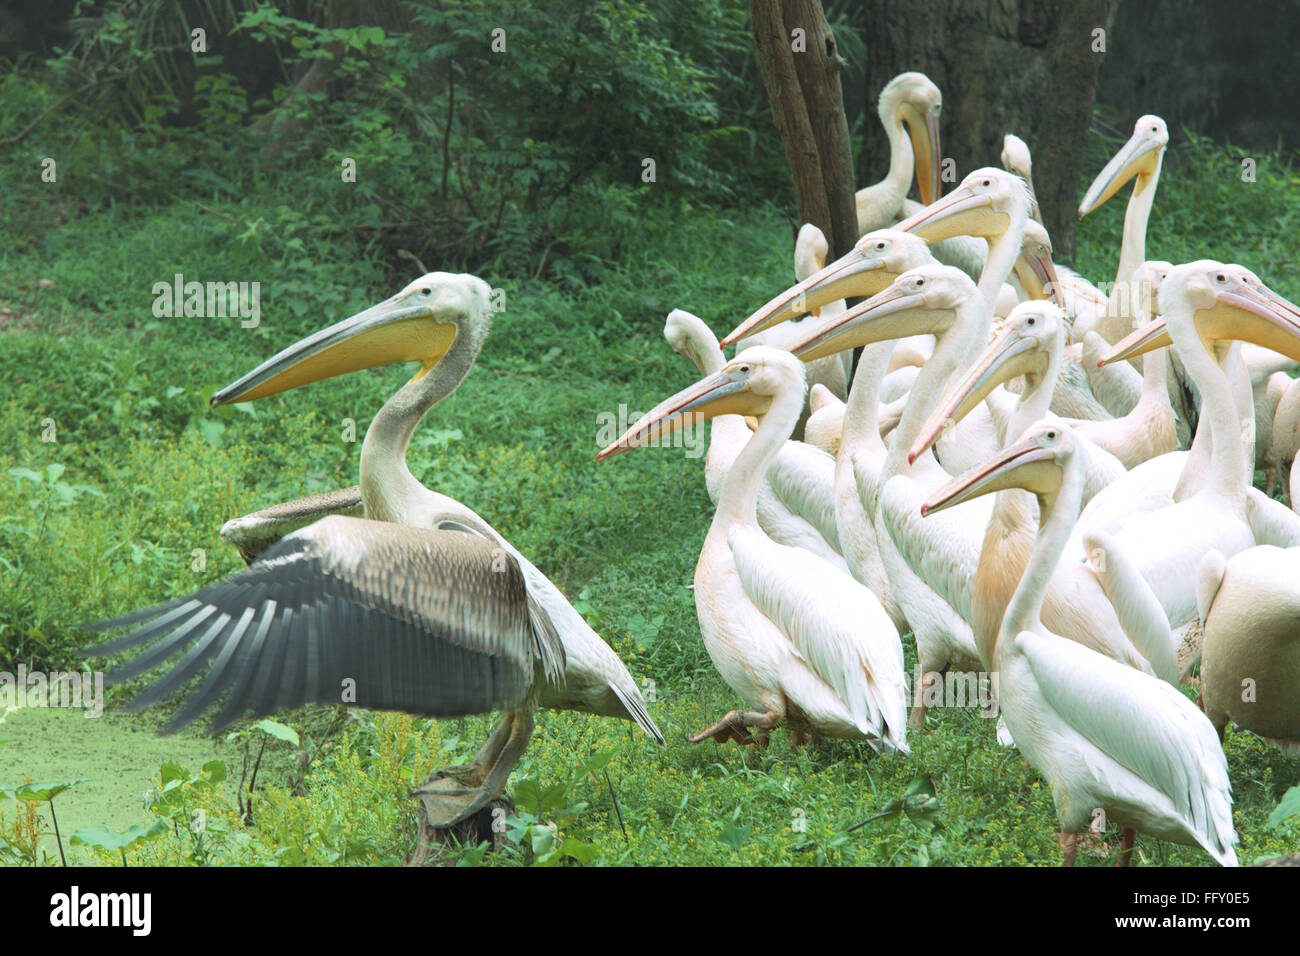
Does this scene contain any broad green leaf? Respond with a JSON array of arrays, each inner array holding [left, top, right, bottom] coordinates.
[[14, 777, 89, 802], [70, 819, 168, 851], [252, 719, 300, 746], [1268, 785, 1300, 829]]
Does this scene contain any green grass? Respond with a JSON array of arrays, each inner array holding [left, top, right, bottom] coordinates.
[[3, 125, 1300, 866]]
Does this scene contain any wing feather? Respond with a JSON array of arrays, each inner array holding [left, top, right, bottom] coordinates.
[[82, 515, 563, 733], [1016, 630, 1236, 864], [765, 443, 841, 551], [880, 475, 985, 621], [729, 526, 907, 748]]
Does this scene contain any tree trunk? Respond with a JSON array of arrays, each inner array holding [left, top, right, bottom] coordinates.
[[860, 0, 1119, 262], [749, 0, 859, 260]]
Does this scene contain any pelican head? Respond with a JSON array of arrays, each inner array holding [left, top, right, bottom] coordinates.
[[922, 421, 1072, 517], [896, 167, 1032, 245], [663, 308, 718, 375], [597, 346, 801, 461], [881, 71, 943, 207], [1100, 261, 1300, 366], [1001, 133, 1033, 184], [211, 273, 490, 405], [793, 223, 830, 282], [722, 230, 932, 347], [1001, 133, 1042, 224], [790, 264, 977, 362], [909, 301, 1066, 464], [1015, 220, 1065, 307], [1078, 115, 1168, 217]]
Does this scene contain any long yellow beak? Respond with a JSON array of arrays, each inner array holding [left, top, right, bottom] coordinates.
[[788, 281, 935, 363], [722, 244, 899, 347], [1208, 282, 1300, 361], [1078, 128, 1164, 217], [596, 364, 762, 461], [212, 293, 458, 405], [895, 184, 1006, 244], [1098, 318, 1170, 366], [922, 428, 1061, 516], [903, 103, 942, 207], [1100, 280, 1300, 366], [910, 324, 1048, 464]]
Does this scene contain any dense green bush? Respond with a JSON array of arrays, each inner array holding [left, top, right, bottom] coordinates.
[[4, 0, 793, 283]]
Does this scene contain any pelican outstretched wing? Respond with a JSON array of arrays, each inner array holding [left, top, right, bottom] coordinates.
[[83, 515, 565, 733]]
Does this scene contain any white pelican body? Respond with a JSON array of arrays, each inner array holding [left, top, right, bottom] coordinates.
[[601, 347, 908, 749], [924, 423, 1237, 866], [1093, 263, 1300, 636], [856, 72, 985, 279], [87, 273, 663, 838], [664, 309, 845, 571], [909, 303, 1175, 682], [1199, 545, 1300, 753]]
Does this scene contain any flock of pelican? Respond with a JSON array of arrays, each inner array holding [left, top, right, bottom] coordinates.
[[83, 70, 1300, 866]]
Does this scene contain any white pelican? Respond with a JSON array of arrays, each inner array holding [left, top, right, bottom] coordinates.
[[664, 309, 845, 571], [923, 421, 1238, 866], [86, 273, 663, 834], [1075, 115, 1169, 345], [907, 302, 1173, 681], [1198, 545, 1300, 753], [726, 229, 937, 634], [1089, 263, 1300, 634], [599, 347, 908, 751], [857, 72, 985, 279], [856, 72, 942, 235]]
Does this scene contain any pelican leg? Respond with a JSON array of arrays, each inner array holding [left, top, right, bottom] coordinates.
[[1116, 827, 1136, 867], [439, 714, 514, 780], [456, 709, 534, 826], [413, 709, 533, 829], [1058, 831, 1078, 867], [908, 670, 942, 731], [689, 709, 781, 745]]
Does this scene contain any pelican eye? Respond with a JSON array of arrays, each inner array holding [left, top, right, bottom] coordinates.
[[1046, 430, 1057, 440], [876, 241, 887, 250], [738, 364, 750, 373], [981, 179, 991, 187], [420, 288, 433, 296], [1215, 273, 1227, 284]]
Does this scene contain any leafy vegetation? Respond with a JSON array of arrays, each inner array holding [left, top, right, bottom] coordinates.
[[2, 2, 1299, 867]]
